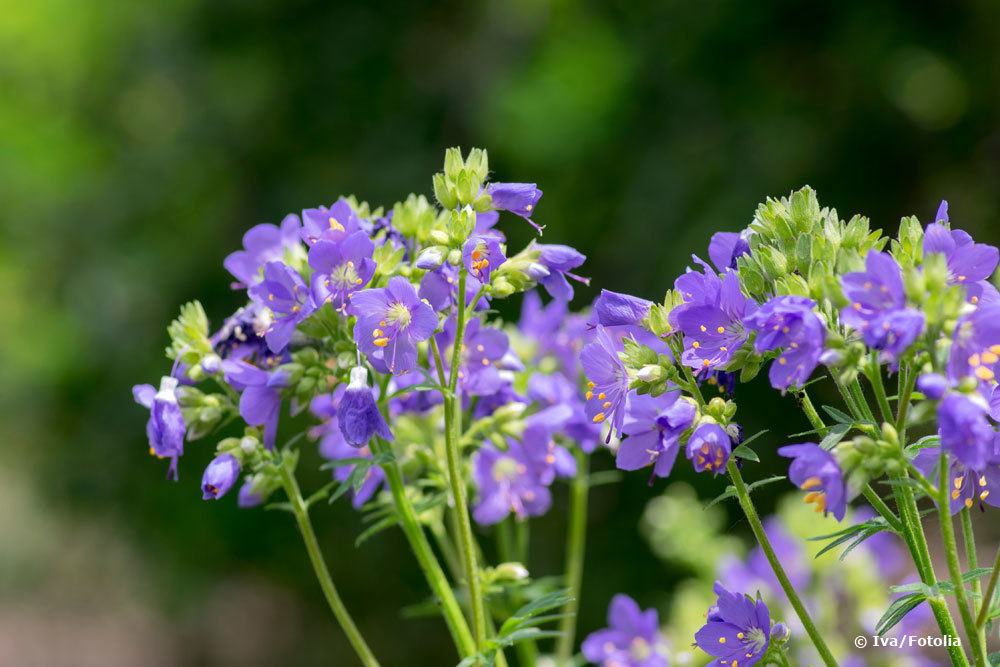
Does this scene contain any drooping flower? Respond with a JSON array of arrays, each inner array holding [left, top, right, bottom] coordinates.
[[686, 422, 732, 474], [581, 594, 669, 667], [221, 360, 289, 448], [694, 582, 772, 667], [592, 289, 653, 328], [709, 230, 751, 271], [947, 304, 1000, 391], [840, 250, 924, 362], [925, 202, 1000, 305], [937, 392, 995, 471], [462, 234, 506, 283], [743, 295, 826, 390], [486, 182, 543, 233], [581, 327, 630, 442], [248, 261, 316, 354], [300, 198, 362, 245], [337, 366, 393, 447], [472, 440, 551, 525], [778, 443, 848, 520], [528, 243, 588, 301], [348, 276, 437, 374], [201, 454, 241, 500], [617, 392, 696, 479], [308, 231, 375, 311], [224, 214, 303, 287], [133, 377, 186, 479], [210, 302, 277, 366], [674, 270, 756, 374], [309, 391, 387, 507], [237, 480, 263, 508]]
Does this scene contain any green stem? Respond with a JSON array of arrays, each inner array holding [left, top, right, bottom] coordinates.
[[277, 462, 380, 667], [976, 546, 1000, 628], [939, 454, 988, 667], [864, 352, 894, 424], [515, 519, 529, 564], [443, 268, 488, 658], [848, 377, 876, 423], [369, 437, 476, 657], [496, 519, 536, 667], [727, 460, 838, 666], [894, 363, 916, 439], [960, 509, 988, 655], [556, 449, 589, 666]]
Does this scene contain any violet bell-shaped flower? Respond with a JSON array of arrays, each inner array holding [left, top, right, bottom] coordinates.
[[686, 422, 732, 474], [486, 182, 544, 233], [674, 270, 756, 375], [300, 198, 363, 245], [337, 366, 393, 447], [778, 443, 848, 520], [695, 582, 772, 667], [132, 376, 186, 480], [202, 453, 241, 500], [224, 214, 303, 287], [743, 295, 826, 391], [581, 594, 669, 667], [925, 200, 1000, 305], [617, 392, 696, 480], [581, 327, 630, 442]]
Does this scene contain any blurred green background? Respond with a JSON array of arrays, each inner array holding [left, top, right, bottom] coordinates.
[[3, 1, 1000, 665]]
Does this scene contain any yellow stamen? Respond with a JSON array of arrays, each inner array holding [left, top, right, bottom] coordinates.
[[952, 490, 961, 500], [592, 413, 606, 423], [778, 357, 787, 365], [700, 325, 707, 332], [981, 490, 990, 501], [969, 353, 982, 367], [719, 637, 727, 644], [965, 498, 974, 508], [585, 391, 593, 400], [602, 401, 612, 409], [373, 337, 389, 348], [328, 217, 344, 231], [975, 366, 995, 381], [373, 328, 383, 337], [692, 341, 701, 349], [598, 392, 606, 400], [983, 351, 999, 364], [716, 326, 725, 334], [801, 476, 823, 490]]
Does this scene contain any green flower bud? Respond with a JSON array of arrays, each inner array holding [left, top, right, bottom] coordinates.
[[637, 364, 663, 382]]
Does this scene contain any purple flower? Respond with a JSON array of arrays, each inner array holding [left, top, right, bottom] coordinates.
[[695, 582, 772, 667], [778, 443, 848, 521], [917, 373, 949, 400], [914, 446, 1000, 514], [520, 291, 591, 378], [348, 276, 437, 374], [947, 304, 1000, 390], [581, 327, 630, 442], [617, 392, 696, 479], [529, 243, 588, 301], [938, 392, 995, 471], [222, 360, 289, 448], [310, 391, 387, 508], [592, 289, 653, 328], [472, 440, 551, 525], [211, 302, 278, 365], [672, 257, 723, 313], [674, 270, 756, 374], [521, 406, 577, 483], [201, 454, 241, 500], [308, 231, 376, 311], [527, 373, 601, 452], [133, 377, 186, 480], [248, 261, 316, 354], [300, 198, 362, 245], [486, 182, 543, 233], [841, 251, 924, 362], [719, 518, 810, 594], [744, 295, 826, 390], [462, 234, 506, 283], [925, 203, 999, 305], [709, 231, 751, 271], [224, 214, 303, 287], [418, 262, 487, 312], [686, 422, 732, 474], [436, 318, 510, 397], [337, 367, 393, 447], [581, 594, 669, 667]]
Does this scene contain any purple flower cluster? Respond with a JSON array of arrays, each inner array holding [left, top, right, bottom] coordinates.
[[695, 583, 773, 667], [582, 595, 669, 667], [744, 295, 826, 391]]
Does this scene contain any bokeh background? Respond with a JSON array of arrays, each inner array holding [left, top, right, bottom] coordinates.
[[3, 1, 1000, 665]]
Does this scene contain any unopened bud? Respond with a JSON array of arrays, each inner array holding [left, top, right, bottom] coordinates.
[[429, 229, 450, 246], [637, 364, 663, 382], [415, 246, 447, 270]]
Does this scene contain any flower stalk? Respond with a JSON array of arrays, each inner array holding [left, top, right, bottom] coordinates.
[[556, 448, 589, 666]]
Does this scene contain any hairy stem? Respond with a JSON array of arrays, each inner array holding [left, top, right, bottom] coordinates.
[[976, 546, 1000, 628], [277, 462, 380, 667], [960, 509, 988, 656], [556, 449, 589, 666]]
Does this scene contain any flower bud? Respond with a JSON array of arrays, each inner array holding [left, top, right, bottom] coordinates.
[[338, 366, 394, 447], [916, 373, 948, 399], [429, 229, 450, 246], [201, 453, 241, 500], [240, 435, 260, 455], [637, 364, 664, 382], [415, 246, 447, 270], [493, 562, 530, 583], [771, 622, 791, 643]]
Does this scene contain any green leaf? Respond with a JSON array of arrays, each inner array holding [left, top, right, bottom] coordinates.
[[821, 405, 854, 425], [732, 444, 760, 463], [704, 485, 737, 509], [875, 592, 926, 636], [819, 422, 851, 450]]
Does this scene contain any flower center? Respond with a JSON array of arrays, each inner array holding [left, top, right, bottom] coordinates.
[[386, 302, 412, 329], [744, 627, 768, 655], [492, 456, 521, 482], [629, 637, 651, 660], [329, 261, 361, 288]]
